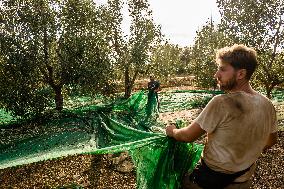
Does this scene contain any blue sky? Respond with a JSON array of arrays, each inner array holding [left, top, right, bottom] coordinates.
[[96, 0, 221, 47]]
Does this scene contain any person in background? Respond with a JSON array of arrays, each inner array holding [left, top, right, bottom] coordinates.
[[147, 75, 161, 111], [166, 44, 278, 189]]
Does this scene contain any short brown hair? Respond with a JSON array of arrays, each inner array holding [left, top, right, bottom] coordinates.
[[216, 44, 258, 79]]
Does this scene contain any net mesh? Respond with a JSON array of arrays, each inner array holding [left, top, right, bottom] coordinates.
[[0, 90, 203, 189]]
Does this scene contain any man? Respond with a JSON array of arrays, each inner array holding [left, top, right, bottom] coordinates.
[[147, 75, 161, 110], [166, 44, 278, 189]]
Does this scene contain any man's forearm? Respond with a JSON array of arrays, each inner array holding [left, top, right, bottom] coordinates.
[[172, 128, 194, 142], [166, 122, 205, 143]]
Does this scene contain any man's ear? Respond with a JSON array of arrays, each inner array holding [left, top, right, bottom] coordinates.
[[237, 69, 247, 80]]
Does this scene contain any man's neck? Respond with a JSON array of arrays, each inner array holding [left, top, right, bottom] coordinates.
[[228, 80, 256, 94]]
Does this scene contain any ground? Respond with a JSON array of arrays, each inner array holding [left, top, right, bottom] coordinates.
[[0, 108, 283, 189]]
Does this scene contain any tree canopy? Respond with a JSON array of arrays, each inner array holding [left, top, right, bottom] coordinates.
[[217, 0, 284, 97], [0, 0, 161, 117], [0, 0, 283, 118], [150, 43, 184, 82], [189, 20, 233, 89]]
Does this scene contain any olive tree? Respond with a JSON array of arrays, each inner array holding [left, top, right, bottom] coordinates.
[[105, 0, 161, 98], [190, 20, 233, 89], [217, 0, 284, 97], [0, 0, 115, 116]]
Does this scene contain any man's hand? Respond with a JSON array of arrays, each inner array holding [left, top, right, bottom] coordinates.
[[165, 122, 205, 142], [166, 123, 177, 137]]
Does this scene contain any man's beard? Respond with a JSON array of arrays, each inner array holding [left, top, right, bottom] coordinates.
[[217, 75, 237, 92]]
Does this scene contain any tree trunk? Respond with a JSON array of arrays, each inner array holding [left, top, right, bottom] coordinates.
[[42, 26, 64, 111], [124, 66, 139, 99], [125, 85, 132, 99], [265, 85, 273, 99], [54, 85, 63, 111], [124, 66, 131, 98]]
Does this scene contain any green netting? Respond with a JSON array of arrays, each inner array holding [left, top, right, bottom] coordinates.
[[159, 89, 224, 113], [0, 90, 203, 189], [0, 109, 19, 125], [271, 89, 284, 102]]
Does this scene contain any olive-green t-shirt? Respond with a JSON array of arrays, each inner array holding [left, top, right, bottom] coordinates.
[[195, 91, 277, 181]]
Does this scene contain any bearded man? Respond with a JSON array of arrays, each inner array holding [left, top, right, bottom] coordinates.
[[166, 44, 278, 189]]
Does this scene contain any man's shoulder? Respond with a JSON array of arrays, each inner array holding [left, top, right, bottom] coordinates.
[[203, 94, 225, 108], [152, 80, 160, 87], [220, 91, 275, 109], [210, 94, 226, 102], [256, 93, 276, 109]]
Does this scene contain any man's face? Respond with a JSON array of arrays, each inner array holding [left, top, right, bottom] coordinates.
[[214, 62, 238, 92]]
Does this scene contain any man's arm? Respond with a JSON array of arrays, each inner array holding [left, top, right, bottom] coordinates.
[[263, 132, 278, 151], [166, 122, 206, 142]]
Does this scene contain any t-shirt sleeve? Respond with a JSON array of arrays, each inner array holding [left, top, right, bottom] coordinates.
[[194, 95, 227, 134]]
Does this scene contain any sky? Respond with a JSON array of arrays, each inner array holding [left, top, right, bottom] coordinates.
[[96, 0, 221, 47], [149, 0, 221, 46]]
